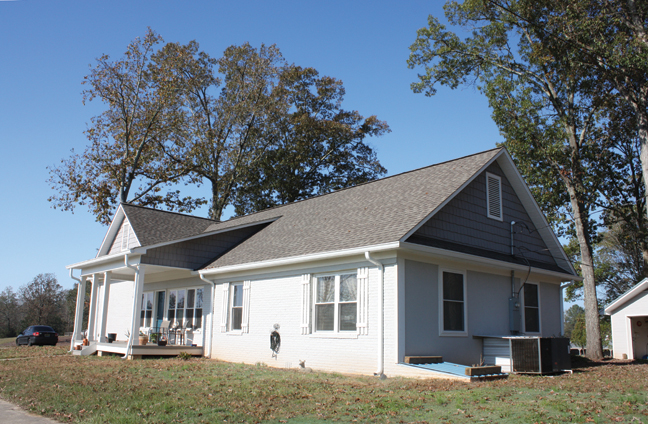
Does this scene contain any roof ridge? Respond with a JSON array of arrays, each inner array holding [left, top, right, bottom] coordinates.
[[206, 147, 504, 227], [121, 202, 217, 222]]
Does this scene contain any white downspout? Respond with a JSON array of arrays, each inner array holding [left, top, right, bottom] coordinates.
[[199, 273, 216, 358], [365, 251, 385, 378], [69, 269, 82, 352], [559, 281, 574, 337]]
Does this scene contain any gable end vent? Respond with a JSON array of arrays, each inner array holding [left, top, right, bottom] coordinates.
[[486, 173, 503, 221]]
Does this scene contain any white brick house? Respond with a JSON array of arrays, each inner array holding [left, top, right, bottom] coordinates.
[[67, 148, 577, 378]]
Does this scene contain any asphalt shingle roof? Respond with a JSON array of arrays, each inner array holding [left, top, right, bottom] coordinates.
[[121, 204, 216, 247], [200, 148, 502, 269]]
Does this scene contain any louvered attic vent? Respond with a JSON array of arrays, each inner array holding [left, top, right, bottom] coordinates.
[[486, 173, 503, 220]]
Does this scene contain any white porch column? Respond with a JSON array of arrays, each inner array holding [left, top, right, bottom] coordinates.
[[97, 271, 111, 343], [70, 276, 87, 351], [125, 265, 146, 358], [86, 274, 99, 341]]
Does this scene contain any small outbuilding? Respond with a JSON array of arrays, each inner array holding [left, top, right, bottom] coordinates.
[[605, 278, 648, 360]]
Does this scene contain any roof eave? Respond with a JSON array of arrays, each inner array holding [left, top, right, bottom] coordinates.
[[400, 241, 581, 282], [199, 242, 402, 276], [604, 277, 648, 315]]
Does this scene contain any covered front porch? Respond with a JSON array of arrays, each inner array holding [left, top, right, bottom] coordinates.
[[67, 252, 214, 359], [73, 340, 204, 359]]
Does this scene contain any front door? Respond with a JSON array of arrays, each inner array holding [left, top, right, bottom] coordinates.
[[156, 291, 166, 330]]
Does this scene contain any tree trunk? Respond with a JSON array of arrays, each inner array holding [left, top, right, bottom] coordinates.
[[567, 185, 604, 360]]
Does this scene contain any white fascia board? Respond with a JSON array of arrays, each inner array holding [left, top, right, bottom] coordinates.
[[400, 241, 581, 282], [199, 242, 401, 277], [131, 217, 279, 254], [400, 149, 504, 241], [96, 206, 125, 257], [67, 250, 140, 270], [496, 151, 576, 275], [604, 278, 648, 315]]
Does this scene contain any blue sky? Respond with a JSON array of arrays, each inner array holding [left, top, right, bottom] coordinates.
[[0, 0, 505, 294]]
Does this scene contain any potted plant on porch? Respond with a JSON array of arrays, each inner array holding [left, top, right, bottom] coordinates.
[[157, 335, 167, 346], [138, 331, 148, 345]]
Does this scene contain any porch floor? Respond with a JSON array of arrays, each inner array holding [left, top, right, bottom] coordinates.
[[75, 341, 203, 358]]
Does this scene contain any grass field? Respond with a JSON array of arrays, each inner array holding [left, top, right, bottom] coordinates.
[[0, 346, 647, 423]]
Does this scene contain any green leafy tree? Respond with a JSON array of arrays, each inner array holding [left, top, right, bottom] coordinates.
[[19, 274, 66, 332], [571, 312, 587, 348], [48, 29, 203, 225], [564, 304, 585, 340], [232, 66, 390, 215], [509, 0, 648, 228], [408, 0, 607, 359], [0, 287, 21, 338], [154, 42, 291, 220]]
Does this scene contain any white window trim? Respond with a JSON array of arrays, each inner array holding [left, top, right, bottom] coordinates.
[[486, 172, 503, 221], [438, 268, 468, 337], [139, 291, 154, 331], [312, 272, 359, 336], [166, 287, 205, 332], [522, 282, 542, 334], [228, 283, 244, 334]]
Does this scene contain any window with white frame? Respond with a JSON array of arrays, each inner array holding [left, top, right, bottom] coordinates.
[[314, 273, 357, 332], [230, 283, 243, 331], [186, 288, 203, 329], [168, 289, 185, 327], [220, 282, 250, 333], [440, 271, 466, 334], [140, 291, 154, 328], [167, 288, 203, 329], [523, 283, 540, 333], [486, 172, 503, 221]]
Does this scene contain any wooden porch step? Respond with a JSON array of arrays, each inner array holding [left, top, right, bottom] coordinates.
[[404, 356, 443, 364], [465, 365, 502, 376]]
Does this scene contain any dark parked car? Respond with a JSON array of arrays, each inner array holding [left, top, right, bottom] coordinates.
[[16, 325, 59, 346]]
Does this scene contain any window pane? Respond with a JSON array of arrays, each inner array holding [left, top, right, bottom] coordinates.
[[187, 290, 195, 308], [141, 294, 147, 310], [186, 309, 194, 327], [316, 304, 334, 331], [232, 284, 243, 307], [524, 284, 539, 307], [196, 289, 203, 308], [340, 274, 357, 302], [177, 309, 184, 326], [443, 272, 464, 301], [317, 277, 335, 303], [443, 301, 464, 331], [339, 303, 357, 331], [232, 307, 242, 330], [177, 290, 185, 309], [525, 307, 540, 332], [195, 309, 202, 329], [145, 310, 152, 327], [168, 310, 175, 322], [169, 291, 176, 309]]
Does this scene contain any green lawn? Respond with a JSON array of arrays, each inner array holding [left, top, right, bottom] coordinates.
[[0, 346, 647, 423]]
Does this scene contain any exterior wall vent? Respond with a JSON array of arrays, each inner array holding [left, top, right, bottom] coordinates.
[[486, 173, 503, 221], [121, 223, 130, 251]]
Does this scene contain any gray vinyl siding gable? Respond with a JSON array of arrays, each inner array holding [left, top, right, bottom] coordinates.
[[409, 162, 558, 270], [107, 217, 140, 255], [141, 224, 267, 270]]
